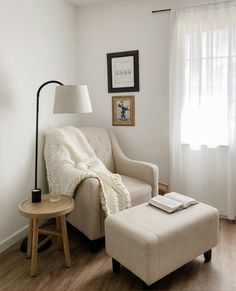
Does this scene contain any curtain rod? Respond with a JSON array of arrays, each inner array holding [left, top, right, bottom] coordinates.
[[152, 0, 234, 13], [152, 8, 171, 13]]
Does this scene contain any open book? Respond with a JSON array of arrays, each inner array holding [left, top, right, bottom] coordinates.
[[148, 192, 199, 213]]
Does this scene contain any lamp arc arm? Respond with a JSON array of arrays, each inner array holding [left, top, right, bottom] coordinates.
[[36, 80, 64, 113], [34, 80, 64, 189]]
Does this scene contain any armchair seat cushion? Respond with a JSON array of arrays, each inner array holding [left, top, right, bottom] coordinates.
[[120, 175, 152, 206]]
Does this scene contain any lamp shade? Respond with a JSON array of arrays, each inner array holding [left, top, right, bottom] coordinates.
[[53, 85, 92, 114]]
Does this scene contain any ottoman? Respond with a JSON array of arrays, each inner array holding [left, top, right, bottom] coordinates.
[[105, 202, 219, 287]]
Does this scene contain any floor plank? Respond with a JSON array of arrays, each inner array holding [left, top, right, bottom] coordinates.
[[0, 219, 235, 291]]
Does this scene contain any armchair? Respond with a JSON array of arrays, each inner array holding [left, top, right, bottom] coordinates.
[[62, 127, 159, 241]]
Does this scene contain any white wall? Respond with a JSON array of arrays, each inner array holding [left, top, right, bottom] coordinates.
[[0, 0, 78, 252]]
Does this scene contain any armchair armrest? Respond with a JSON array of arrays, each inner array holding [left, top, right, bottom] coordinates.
[[67, 177, 105, 240], [109, 131, 159, 196]]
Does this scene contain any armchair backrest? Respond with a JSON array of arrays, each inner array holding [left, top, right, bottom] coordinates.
[[80, 127, 115, 173]]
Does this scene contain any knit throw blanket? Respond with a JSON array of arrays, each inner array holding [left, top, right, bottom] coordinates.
[[44, 126, 131, 216]]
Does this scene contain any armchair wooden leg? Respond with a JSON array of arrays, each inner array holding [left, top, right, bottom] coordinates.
[[112, 258, 120, 273], [89, 240, 99, 253], [88, 238, 105, 253], [142, 282, 153, 290], [204, 249, 212, 262]]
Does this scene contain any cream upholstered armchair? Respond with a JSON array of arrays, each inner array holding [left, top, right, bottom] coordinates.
[[66, 127, 159, 243]]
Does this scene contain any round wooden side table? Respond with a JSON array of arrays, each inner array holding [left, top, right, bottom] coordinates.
[[18, 194, 74, 277]]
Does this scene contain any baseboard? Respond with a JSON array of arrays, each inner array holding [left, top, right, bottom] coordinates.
[[219, 214, 236, 220], [0, 225, 28, 254]]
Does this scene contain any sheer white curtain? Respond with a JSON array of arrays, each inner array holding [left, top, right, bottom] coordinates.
[[170, 1, 236, 219]]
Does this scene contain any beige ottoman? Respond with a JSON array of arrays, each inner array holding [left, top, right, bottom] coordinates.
[[105, 202, 219, 287]]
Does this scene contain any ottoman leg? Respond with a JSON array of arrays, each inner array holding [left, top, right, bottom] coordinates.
[[204, 249, 212, 262], [112, 258, 120, 273]]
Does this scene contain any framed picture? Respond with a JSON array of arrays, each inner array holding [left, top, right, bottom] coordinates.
[[107, 50, 139, 93], [112, 96, 135, 126]]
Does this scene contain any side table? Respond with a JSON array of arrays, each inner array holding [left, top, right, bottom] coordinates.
[[18, 194, 74, 276]]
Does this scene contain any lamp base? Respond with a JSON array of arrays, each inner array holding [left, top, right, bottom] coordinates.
[[32, 188, 41, 203]]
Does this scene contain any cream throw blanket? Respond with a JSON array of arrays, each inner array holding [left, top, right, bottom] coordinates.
[[44, 126, 131, 216]]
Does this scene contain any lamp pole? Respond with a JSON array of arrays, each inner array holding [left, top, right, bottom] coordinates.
[[32, 80, 64, 203]]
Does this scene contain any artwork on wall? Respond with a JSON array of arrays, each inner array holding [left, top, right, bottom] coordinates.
[[112, 96, 135, 126], [107, 50, 139, 93]]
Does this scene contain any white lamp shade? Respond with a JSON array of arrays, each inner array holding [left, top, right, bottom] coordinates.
[[53, 85, 93, 114]]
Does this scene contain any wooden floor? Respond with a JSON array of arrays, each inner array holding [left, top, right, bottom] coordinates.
[[0, 219, 236, 291]]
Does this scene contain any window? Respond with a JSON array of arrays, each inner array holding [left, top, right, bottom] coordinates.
[[181, 28, 235, 149]]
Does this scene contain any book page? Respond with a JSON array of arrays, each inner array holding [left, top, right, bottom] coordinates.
[[165, 192, 198, 208], [149, 195, 183, 213]]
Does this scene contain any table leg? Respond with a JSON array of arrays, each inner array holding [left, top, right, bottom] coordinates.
[[59, 215, 71, 267], [31, 218, 39, 277], [56, 217, 62, 250], [27, 219, 33, 258]]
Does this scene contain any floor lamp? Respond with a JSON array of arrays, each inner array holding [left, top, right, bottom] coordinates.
[[21, 81, 92, 253], [32, 81, 92, 203]]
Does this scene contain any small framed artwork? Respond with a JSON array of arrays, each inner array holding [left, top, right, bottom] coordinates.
[[107, 50, 139, 93], [112, 96, 135, 126]]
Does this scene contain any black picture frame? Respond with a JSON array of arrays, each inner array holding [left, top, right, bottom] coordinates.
[[107, 50, 139, 93]]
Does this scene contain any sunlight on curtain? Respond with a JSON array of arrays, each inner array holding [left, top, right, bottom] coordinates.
[[181, 28, 231, 149], [170, 1, 236, 219]]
